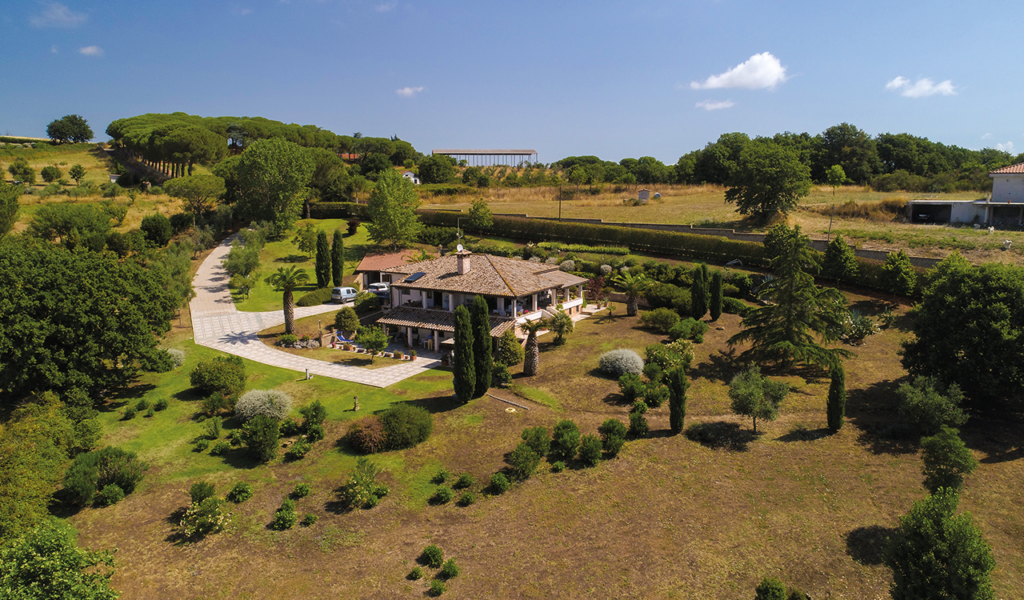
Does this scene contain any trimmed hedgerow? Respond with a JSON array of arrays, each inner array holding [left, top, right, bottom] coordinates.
[[296, 287, 333, 307]]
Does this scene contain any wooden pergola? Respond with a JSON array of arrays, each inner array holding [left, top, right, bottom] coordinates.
[[432, 149, 538, 167]]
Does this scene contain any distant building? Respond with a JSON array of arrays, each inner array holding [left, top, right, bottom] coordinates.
[[402, 171, 420, 185], [637, 189, 650, 203], [990, 163, 1024, 203], [904, 162, 1024, 226]]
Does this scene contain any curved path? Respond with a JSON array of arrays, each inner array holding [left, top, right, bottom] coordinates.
[[189, 235, 441, 388]]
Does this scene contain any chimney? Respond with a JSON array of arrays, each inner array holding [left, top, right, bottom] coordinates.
[[457, 250, 471, 275]]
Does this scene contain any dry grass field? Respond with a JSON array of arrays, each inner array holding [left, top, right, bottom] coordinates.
[[70, 294, 1024, 599]]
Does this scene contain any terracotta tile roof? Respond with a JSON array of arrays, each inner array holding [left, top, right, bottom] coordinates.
[[990, 163, 1024, 174], [382, 253, 586, 297], [355, 250, 420, 273], [377, 306, 516, 337]]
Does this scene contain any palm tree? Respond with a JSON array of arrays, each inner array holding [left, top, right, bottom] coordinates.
[[404, 249, 436, 263], [265, 266, 310, 335], [520, 318, 547, 377], [611, 271, 650, 317]]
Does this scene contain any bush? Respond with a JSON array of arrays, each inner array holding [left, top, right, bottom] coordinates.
[[145, 408, 155, 418], [520, 426, 551, 456], [337, 457, 388, 510], [432, 486, 454, 504], [285, 438, 311, 461], [897, 376, 968, 435], [279, 418, 301, 437], [243, 414, 280, 463], [354, 291, 381, 314], [203, 416, 221, 439], [440, 558, 460, 580], [496, 328, 525, 367], [492, 364, 512, 388], [551, 420, 581, 462], [551, 461, 566, 473], [629, 412, 649, 438], [301, 513, 318, 526], [166, 348, 185, 368], [178, 497, 230, 539], [432, 468, 451, 484], [296, 287, 333, 307], [190, 356, 246, 397], [347, 415, 388, 454], [291, 483, 311, 498], [599, 349, 644, 377], [229, 429, 244, 446], [755, 576, 787, 600], [140, 213, 173, 247], [154, 398, 168, 411], [669, 318, 709, 343], [122, 406, 137, 420], [507, 442, 542, 480], [458, 491, 476, 506], [227, 481, 254, 503], [299, 400, 327, 429], [598, 419, 627, 457], [921, 426, 978, 493], [559, 259, 575, 272], [193, 439, 210, 452], [279, 334, 298, 346], [639, 307, 680, 333], [334, 306, 361, 335], [421, 544, 444, 568], [631, 400, 649, 414], [135, 398, 149, 412], [489, 472, 511, 494], [409, 566, 425, 580], [379, 404, 433, 450], [428, 579, 446, 597], [96, 484, 125, 507], [643, 383, 669, 409], [210, 440, 231, 456], [63, 446, 147, 507], [618, 373, 645, 402], [187, 481, 215, 505], [578, 434, 603, 467], [305, 423, 325, 443], [235, 390, 292, 422], [453, 473, 474, 490], [271, 499, 297, 530], [722, 297, 748, 314]]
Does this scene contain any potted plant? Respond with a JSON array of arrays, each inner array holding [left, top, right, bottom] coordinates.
[[411, 349, 418, 361], [395, 351, 404, 360]]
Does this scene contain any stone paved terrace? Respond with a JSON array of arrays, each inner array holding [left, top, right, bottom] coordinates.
[[189, 235, 442, 388]]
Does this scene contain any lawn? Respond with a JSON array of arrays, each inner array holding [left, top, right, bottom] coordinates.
[[256, 310, 411, 370], [71, 289, 1024, 599]]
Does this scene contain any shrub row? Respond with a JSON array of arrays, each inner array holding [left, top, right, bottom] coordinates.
[[308, 202, 366, 220], [536, 242, 630, 255], [296, 287, 333, 307], [419, 211, 770, 267], [347, 404, 433, 454]]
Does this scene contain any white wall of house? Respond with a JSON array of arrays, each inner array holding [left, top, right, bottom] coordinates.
[[951, 203, 984, 224], [991, 173, 1024, 203]]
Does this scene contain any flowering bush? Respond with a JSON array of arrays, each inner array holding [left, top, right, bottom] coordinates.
[[179, 497, 231, 539], [235, 390, 292, 422], [337, 457, 388, 510]]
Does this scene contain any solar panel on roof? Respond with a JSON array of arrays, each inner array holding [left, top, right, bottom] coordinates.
[[405, 272, 426, 283]]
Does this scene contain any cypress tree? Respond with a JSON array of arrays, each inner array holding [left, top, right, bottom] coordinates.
[[709, 270, 723, 321], [331, 229, 344, 287], [315, 230, 331, 289], [827, 365, 846, 432], [691, 266, 708, 320], [666, 366, 689, 434], [452, 305, 475, 402], [471, 295, 493, 398]]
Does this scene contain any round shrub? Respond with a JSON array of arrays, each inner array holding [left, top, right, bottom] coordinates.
[[190, 481, 216, 505], [291, 483, 311, 498], [63, 446, 147, 507], [421, 544, 444, 568], [600, 264, 613, 275], [722, 296, 748, 315], [507, 443, 541, 481], [599, 419, 628, 458], [154, 398, 168, 411], [432, 486, 454, 504], [453, 473, 474, 490], [136, 399, 149, 411], [428, 580, 445, 597], [489, 473, 511, 494], [227, 481, 253, 503], [193, 439, 210, 452], [559, 259, 576, 272], [140, 213, 173, 247], [279, 334, 298, 346], [639, 307, 680, 333], [145, 408, 155, 418], [629, 412, 649, 438], [122, 406, 137, 420], [235, 390, 292, 422], [551, 419, 581, 462], [301, 513, 318, 526], [409, 567, 424, 580], [96, 484, 125, 507], [271, 499, 298, 530], [279, 418, 301, 437], [520, 426, 551, 456], [432, 468, 451, 484], [210, 440, 231, 456], [347, 415, 387, 454], [166, 348, 186, 368], [190, 355, 246, 396], [458, 491, 476, 506], [334, 307, 361, 335], [178, 497, 230, 539], [305, 423, 325, 443], [440, 558, 460, 580], [243, 414, 280, 463], [578, 434, 603, 467], [379, 404, 433, 450], [631, 400, 649, 414], [599, 349, 644, 377], [551, 461, 566, 472]]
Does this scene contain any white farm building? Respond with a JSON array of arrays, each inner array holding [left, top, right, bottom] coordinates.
[[905, 163, 1024, 226]]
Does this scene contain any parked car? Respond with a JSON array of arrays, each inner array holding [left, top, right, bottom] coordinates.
[[331, 287, 358, 303], [368, 282, 390, 293]]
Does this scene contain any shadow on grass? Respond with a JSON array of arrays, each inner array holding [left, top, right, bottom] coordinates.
[[845, 525, 896, 565], [776, 425, 832, 442], [102, 383, 157, 405], [275, 254, 309, 263], [847, 378, 919, 456], [684, 421, 757, 452], [689, 349, 739, 384]]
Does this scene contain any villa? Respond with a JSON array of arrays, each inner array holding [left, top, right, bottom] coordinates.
[[376, 250, 588, 352]]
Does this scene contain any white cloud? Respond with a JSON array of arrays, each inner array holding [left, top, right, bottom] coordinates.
[[996, 141, 1015, 154], [696, 99, 735, 111], [50, 44, 58, 54], [375, 2, 396, 11], [982, 133, 993, 140], [30, 2, 86, 28], [396, 86, 424, 97], [885, 76, 956, 98], [79, 45, 103, 57], [690, 52, 788, 90]]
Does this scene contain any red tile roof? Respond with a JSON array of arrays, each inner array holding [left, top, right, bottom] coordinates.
[[990, 163, 1024, 174], [355, 250, 420, 273]]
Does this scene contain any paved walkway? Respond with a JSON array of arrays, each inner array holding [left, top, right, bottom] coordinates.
[[189, 235, 441, 388]]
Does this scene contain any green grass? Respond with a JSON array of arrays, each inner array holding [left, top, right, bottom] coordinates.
[[232, 220, 374, 312]]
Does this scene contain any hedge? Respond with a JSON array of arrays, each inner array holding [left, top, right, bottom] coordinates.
[[419, 211, 771, 267], [296, 287, 333, 306], [308, 202, 367, 220]]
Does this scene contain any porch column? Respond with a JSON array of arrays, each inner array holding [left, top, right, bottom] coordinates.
[[497, 297, 505, 314], [433, 329, 439, 353], [421, 291, 427, 309], [445, 293, 452, 312], [532, 293, 537, 311], [407, 327, 412, 346]]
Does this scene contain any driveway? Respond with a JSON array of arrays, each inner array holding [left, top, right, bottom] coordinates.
[[188, 235, 441, 388]]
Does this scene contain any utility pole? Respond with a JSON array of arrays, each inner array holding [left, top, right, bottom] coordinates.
[[558, 185, 562, 221]]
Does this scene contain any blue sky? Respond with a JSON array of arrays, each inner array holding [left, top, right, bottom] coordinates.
[[2, 0, 1021, 164]]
